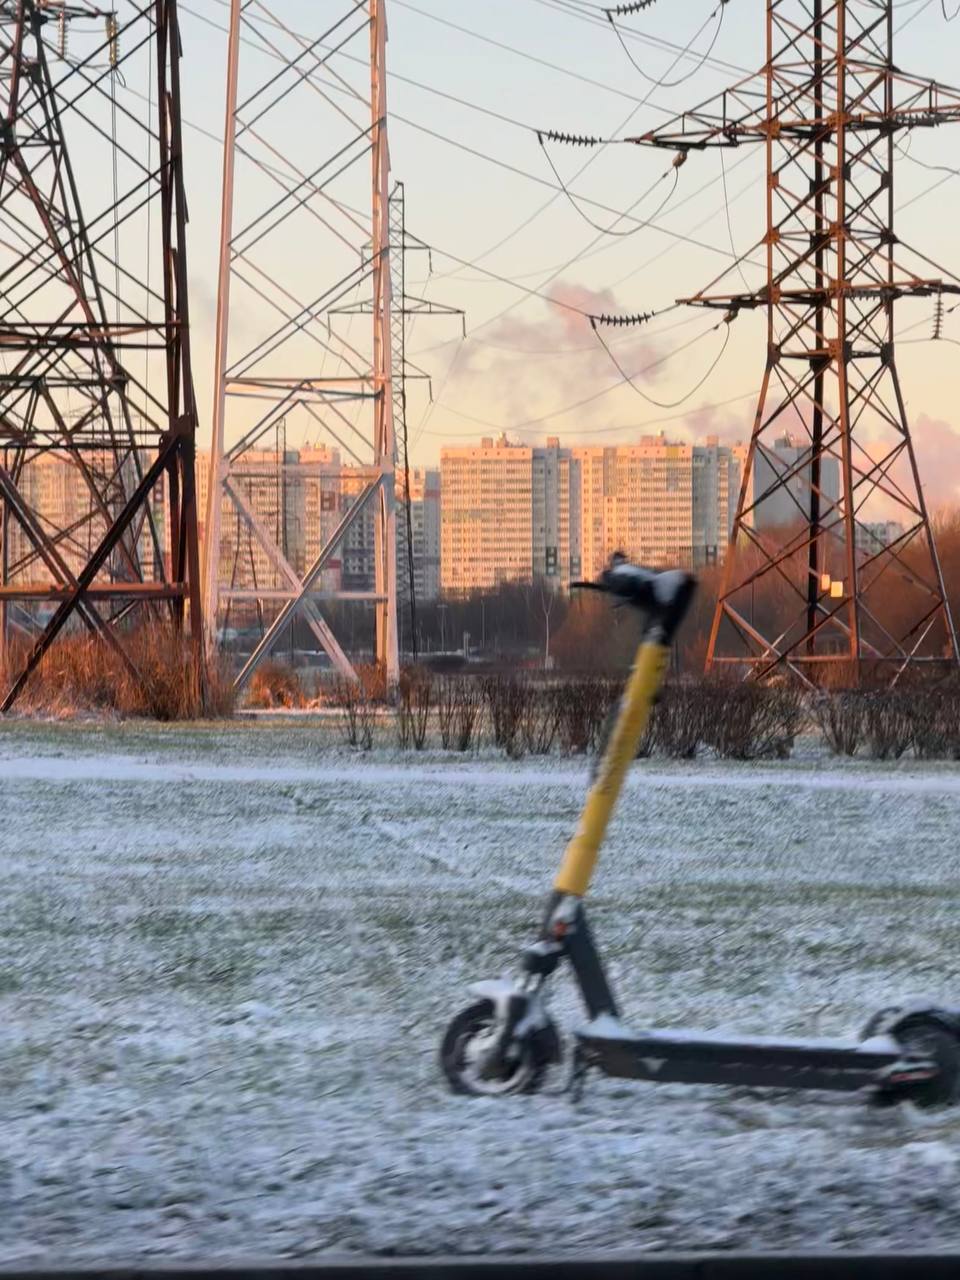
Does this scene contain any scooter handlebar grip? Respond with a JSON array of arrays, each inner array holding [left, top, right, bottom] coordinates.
[[577, 563, 697, 642]]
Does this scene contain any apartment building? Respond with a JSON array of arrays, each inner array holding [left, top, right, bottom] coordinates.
[[571, 438, 697, 580], [440, 433, 741, 595], [198, 446, 337, 600], [441, 436, 536, 595], [198, 449, 441, 604], [3, 448, 166, 587], [398, 467, 441, 602], [857, 520, 906, 556], [752, 434, 841, 530], [693, 436, 742, 566]]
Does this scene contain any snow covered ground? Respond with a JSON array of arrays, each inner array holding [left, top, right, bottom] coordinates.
[[4, 718, 960, 1264]]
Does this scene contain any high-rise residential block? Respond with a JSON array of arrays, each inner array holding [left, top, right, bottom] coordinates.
[[197, 448, 438, 613], [441, 436, 536, 595], [440, 433, 742, 595], [398, 467, 441, 602], [4, 449, 166, 591], [752, 434, 841, 531]]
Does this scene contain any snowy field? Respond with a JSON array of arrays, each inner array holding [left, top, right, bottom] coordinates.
[[4, 718, 960, 1264]]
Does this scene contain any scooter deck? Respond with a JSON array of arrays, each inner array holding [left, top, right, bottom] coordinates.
[[575, 1017, 905, 1093]]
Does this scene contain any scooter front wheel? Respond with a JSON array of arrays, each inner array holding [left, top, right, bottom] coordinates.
[[440, 999, 552, 1097]]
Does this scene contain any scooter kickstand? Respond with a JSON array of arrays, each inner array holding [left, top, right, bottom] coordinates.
[[568, 1046, 591, 1102]]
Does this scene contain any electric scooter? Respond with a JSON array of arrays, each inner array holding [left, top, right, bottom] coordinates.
[[439, 556, 960, 1108]]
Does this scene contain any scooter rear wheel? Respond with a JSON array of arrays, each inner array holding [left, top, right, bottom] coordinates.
[[891, 1017, 960, 1109], [440, 999, 551, 1097], [863, 1011, 960, 1109]]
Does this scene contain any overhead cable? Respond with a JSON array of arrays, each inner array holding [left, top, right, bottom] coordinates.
[[590, 310, 737, 409], [606, 0, 729, 89]]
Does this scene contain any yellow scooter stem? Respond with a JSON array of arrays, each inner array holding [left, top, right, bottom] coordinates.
[[553, 639, 669, 899]]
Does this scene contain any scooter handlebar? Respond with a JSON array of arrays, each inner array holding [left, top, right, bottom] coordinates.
[[572, 558, 696, 642]]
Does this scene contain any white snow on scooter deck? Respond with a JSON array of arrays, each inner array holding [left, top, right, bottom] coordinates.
[[3, 723, 960, 1264]]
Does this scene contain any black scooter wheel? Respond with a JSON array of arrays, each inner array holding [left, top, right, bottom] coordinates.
[[864, 1012, 960, 1110], [440, 999, 551, 1097], [893, 1017, 960, 1110]]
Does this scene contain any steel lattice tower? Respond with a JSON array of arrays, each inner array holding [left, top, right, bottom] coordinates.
[[0, 0, 201, 710], [331, 180, 464, 660], [635, 0, 960, 684], [204, 0, 401, 687]]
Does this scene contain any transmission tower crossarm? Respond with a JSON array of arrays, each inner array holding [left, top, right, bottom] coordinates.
[[681, 280, 960, 310], [625, 69, 960, 153]]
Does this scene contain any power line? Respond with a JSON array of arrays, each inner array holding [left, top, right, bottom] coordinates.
[[606, 1, 729, 90], [406, 141, 763, 302], [180, 0, 753, 274], [530, 0, 748, 78], [396, 4, 752, 388], [439, 319, 728, 435], [590, 311, 735, 409], [419, 387, 759, 439], [388, 0, 682, 112], [537, 145, 679, 236], [424, 308, 706, 357], [170, 0, 957, 456], [388, 0, 725, 276]]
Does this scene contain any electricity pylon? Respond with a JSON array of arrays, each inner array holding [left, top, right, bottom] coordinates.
[[0, 1, 201, 710], [634, 0, 960, 683], [204, 0, 400, 686]]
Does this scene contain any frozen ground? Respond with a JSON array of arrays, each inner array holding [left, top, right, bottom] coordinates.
[[4, 718, 960, 1264]]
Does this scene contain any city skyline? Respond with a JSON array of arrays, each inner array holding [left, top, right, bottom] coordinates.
[[169, 2, 960, 500]]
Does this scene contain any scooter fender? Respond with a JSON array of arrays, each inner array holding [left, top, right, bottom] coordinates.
[[469, 979, 549, 1036], [862, 1001, 960, 1043]]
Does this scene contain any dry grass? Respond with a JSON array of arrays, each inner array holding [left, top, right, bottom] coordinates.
[[0, 626, 235, 720], [246, 660, 306, 710]]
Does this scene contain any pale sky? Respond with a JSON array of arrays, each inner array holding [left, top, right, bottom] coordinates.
[[167, 1, 960, 499]]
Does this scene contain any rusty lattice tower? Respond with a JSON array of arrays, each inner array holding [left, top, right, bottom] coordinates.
[[0, 0, 201, 710], [635, 0, 960, 683]]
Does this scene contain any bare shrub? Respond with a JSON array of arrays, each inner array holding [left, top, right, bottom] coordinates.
[[908, 686, 960, 760], [652, 683, 711, 759], [589, 688, 658, 760], [522, 685, 561, 755], [356, 662, 387, 704], [863, 691, 913, 760], [703, 680, 802, 760], [813, 692, 864, 756], [453, 678, 483, 752], [591, 682, 705, 761], [435, 676, 457, 750], [328, 674, 373, 750], [557, 680, 594, 757], [395, 666, 431, 750], [483, 676, 532, 759], [247, 660, 305, 710], [436, 674, 484, 752], [558, 677, 618, 757]]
